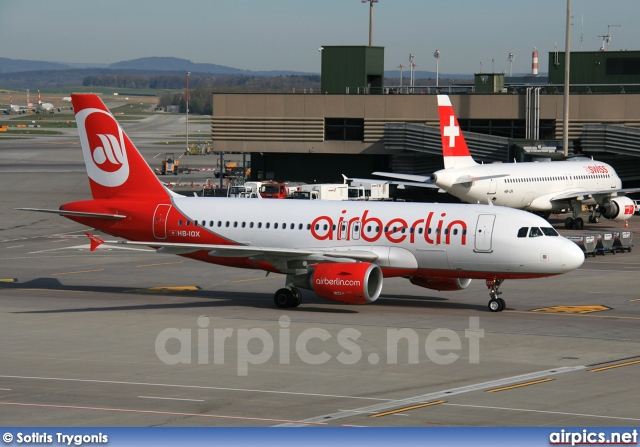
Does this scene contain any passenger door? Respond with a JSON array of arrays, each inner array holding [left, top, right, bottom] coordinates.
[[474, 214, 496, 252]]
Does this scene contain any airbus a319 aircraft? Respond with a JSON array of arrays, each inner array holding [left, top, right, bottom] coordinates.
[[20, 94, 585, 312], [374, 95, 639, 230]]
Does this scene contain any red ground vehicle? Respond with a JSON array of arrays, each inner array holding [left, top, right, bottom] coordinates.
[[259, 181, 287, 199]]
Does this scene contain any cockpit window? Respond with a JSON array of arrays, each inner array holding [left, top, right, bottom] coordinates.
[[529, 227, 543, 237], [517, 227, 528, 238], [541, 227, 559, 236]]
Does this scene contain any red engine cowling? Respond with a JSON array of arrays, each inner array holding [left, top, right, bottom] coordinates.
[[410, 276, 472, 291], [293, 262, 383, 304], [600, 196, 635, 221]]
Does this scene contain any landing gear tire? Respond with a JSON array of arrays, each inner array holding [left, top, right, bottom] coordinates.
[[291, 287, 303, 307], [486, 279, 505, 312], [488, 298, 505, 312], [574, 217, 584, 230], [564, 217, 574, 230], [274, 288, 294, 308]]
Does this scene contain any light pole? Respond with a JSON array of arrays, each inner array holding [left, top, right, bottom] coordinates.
[[563, 0, 571, 156], [434, 50, 440, 87], [186, 72, 190, 154], [361, 0, 378, 46], [508, 52, 514, 77]]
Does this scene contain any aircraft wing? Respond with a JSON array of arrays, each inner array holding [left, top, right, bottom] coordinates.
[[371, 171, 438, 189], [452, 174, 509, 185], [16, 207, 127, 219], [102, 239, 380, 264], [549, 188, 640, 203]]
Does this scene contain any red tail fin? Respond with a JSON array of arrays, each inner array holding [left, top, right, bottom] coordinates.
[[437, 95, 477, 169], [71, 94, 168, 200]]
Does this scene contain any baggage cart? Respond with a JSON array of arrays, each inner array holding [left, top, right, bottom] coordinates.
[[613, 230, 633, 253], [596, 232, 616, 255], [567, 234, 598, 258]]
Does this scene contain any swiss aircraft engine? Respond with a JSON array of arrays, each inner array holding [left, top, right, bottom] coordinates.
[[600, 196, 635, 221], [293, 262, 383, 304], [410, 276, 472, 291]]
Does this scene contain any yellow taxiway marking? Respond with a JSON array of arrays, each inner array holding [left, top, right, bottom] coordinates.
[[0, 278, 16, 283], [136, 262, 184, 268], [51, 269, 104, 276], [370, 400, 446, 418], [589, 359, 640, 373], [531, 305, 611, 314], [508, 310, 640, 321], [486, 378, 554, 393], [628, 298, 640, 302]]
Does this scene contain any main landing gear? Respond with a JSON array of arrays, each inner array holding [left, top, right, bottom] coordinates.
[[486, 279, 506, 312], [564, 201, 586, 230], [274, 287, 302, 308]]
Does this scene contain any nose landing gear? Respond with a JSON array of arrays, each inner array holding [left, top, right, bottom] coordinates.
[[486, 278, 506, 312]]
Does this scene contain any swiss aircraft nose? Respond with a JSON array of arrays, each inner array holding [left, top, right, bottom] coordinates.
[[561, 239, 585, 272]]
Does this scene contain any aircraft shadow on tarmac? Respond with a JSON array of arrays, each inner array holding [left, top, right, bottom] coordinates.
[[1, 277, 358, 314], [2, 278, 489, 314]]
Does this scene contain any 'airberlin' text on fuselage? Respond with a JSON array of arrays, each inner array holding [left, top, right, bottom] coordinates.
[[310, 210, 468, 246]]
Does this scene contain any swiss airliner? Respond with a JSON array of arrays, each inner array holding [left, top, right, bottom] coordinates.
[[374, 95, 638, 230], [20, 94, 584, 312]]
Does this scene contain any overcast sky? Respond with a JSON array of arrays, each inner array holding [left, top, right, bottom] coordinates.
[[2, 0, 639, 75]]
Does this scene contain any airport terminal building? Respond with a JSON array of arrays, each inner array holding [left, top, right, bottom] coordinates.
[[210, 47, 640, 186]]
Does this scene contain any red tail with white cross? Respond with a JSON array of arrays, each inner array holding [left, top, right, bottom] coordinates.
[[437, 95, 477, 169]]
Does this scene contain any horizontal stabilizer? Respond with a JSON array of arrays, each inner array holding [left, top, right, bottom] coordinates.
[[16, 208, 126, 219]]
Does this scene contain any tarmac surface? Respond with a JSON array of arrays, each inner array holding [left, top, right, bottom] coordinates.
[[1, 113, 639, 427]]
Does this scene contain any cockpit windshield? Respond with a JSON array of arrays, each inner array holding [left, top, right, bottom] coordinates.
[[517, 226, 559, 237]]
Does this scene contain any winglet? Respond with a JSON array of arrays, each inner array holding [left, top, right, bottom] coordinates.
[[85, 232, 105, 252]]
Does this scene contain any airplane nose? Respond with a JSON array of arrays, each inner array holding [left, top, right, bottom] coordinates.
[[561, 239, 585, 272]]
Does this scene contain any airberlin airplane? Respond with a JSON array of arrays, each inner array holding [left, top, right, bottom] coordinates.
[[375, 95, 639, 231], [20, 94, 585, 312]]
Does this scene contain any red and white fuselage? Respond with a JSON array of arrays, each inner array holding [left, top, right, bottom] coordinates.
[[33, 94, 584, 312]]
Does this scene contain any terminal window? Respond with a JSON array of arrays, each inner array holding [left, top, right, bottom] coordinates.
[[325, 118, 365, 141]]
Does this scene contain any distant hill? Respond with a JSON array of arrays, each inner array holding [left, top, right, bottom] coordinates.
[[109, 57, 248, 75], [0, 57, 73, 73], [0, 56, 314, 76]]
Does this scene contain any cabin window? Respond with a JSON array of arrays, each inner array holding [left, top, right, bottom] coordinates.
[[233, 222, 238, 228], [178, 220, 183, 226], [266, 223, 271, 229], [258, 222, 262, 229], [186, 221, 191, 226], [274, 223, 279, 229]]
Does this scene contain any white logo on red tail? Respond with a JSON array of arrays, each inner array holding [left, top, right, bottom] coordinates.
[[443, 115, 459, 148], [75, 108, 129, 187]]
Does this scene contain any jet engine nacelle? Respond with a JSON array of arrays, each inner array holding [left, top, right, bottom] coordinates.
[[293, 262, 383, 304], [410, 276, 472, 291], [600, 196, 635, 221]]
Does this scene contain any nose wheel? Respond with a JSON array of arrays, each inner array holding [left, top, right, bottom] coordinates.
[[486, 279, 506, 312]]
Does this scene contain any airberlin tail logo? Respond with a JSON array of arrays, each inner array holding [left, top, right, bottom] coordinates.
[[76, 107, 129, 187]]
